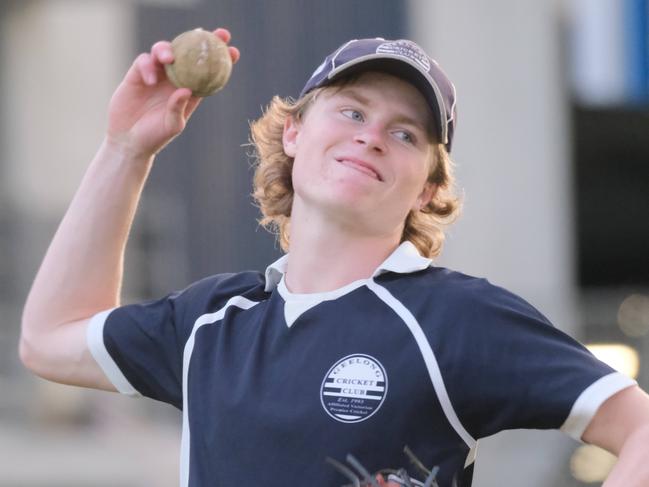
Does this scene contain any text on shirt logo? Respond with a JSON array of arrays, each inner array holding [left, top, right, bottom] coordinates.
[[320, 354, 388, 423]]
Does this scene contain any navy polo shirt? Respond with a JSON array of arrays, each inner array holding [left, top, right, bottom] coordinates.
[[87, 241, 635, 487]]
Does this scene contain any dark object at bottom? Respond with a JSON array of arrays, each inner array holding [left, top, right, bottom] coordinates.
[[326, 446, 455, 487]]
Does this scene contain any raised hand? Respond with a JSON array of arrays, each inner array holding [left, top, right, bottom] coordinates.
[[105, 28, 240, 159]]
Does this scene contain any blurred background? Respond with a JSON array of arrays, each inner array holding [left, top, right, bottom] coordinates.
[[1, 0, 647, 485]]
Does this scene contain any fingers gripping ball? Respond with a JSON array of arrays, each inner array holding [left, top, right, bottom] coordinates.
[[164, 28, 232, 97]]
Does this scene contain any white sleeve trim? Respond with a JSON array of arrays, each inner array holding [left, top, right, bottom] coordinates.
[[87, 308, 141, 397], [560, 372, 637, 441]]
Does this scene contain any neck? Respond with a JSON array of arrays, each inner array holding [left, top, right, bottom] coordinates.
[[284, 201, 402, 294]]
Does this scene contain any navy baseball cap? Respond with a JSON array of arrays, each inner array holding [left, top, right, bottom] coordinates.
[[300, 38, 457, 152]]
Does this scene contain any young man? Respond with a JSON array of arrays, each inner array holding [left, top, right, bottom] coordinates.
[[20, 28, 649, 487]]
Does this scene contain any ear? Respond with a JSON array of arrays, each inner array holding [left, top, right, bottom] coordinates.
[[282, 115, 300, 158], [413, 183, 437, 211]]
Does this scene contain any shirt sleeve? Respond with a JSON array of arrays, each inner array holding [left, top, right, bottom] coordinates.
[[437, 279, 637, 442], [87, 290, 190, 409], [86, 272, 266, 409]]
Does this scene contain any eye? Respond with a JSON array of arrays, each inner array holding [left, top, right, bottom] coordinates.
[[394, 130, 415, 144], [341, 109, 364, 122]]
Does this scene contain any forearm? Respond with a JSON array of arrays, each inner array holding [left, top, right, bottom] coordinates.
[[22, 137, 154, 338], [602, 424, 649, 486]]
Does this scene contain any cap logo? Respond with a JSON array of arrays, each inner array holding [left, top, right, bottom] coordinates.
[[376, 40, 430, 72]]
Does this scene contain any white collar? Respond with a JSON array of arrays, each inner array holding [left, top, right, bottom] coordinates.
[[263, 241, 431, 292]]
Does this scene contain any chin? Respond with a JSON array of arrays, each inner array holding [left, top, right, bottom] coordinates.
[[325, 188, 376, 210]]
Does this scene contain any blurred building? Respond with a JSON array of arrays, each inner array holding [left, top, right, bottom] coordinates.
[[0, 0, 647, 486]]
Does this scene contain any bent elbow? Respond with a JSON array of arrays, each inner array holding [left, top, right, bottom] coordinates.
[[18, 320, 57, 379], [18, 316, 99, 387], [18, 329, 42, 376], [20, 307, 41, 373]]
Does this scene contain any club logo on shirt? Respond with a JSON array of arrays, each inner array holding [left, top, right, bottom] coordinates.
[[320, 354, 388, 423]]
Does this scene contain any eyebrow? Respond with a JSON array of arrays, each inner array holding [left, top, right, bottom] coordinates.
[[335, 88, 434, 138]]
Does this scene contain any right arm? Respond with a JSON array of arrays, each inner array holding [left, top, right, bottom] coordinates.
[[19, 28, 239, 391]]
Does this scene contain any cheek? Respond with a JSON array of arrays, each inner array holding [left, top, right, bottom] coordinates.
[[408, 152, 434, 188], [290, 151, 319, 197], [401, 163, 430, 192], [291, 134, 334, 183], [394, 161, 433, 208]]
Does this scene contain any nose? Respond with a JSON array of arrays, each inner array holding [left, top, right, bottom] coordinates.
[[353, 125, 387, 153]]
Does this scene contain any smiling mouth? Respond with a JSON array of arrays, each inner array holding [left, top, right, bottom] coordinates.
[[336, 158, 382, 181]]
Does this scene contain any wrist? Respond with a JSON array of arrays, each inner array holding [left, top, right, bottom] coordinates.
[[102, 134, 157, 165]]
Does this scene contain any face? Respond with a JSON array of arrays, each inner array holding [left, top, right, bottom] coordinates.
[[283, 71, 437, 238]]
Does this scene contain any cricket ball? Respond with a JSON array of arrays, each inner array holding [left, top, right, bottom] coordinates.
[[164, 28, 232, 97]]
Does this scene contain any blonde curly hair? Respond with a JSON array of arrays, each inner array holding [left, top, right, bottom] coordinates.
[[249, 77, 462, 258]]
